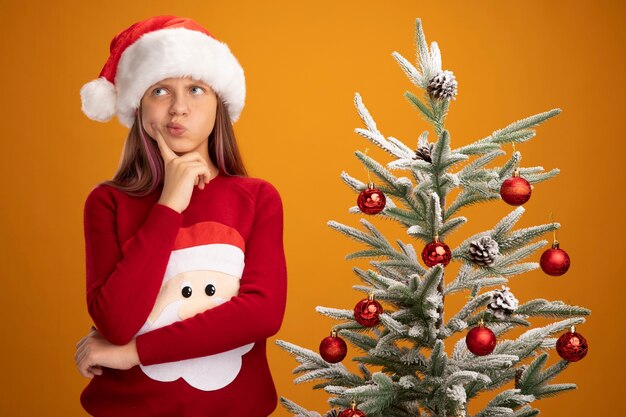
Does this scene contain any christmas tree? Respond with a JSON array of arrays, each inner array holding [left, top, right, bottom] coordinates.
[[276, 18, 590, 417]]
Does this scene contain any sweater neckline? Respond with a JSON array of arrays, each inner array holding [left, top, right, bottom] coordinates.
[[154, 168, 224, 197], [191, 168, 224, 194]]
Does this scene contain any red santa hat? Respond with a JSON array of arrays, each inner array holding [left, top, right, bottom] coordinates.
[[80, 15, 245, 128], [163, 221, 246, 282]]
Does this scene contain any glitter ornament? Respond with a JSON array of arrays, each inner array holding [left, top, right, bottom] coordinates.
[[466, 322, 497, 356], [556, 326, 588, 362], [338, 401, 366, 417], [357, 182, 386, 215], [540, 241, 571, 276], [354, 294, 384, 327], [422, 237, 452, 267], [500, 169, 532, 206], [319, 330, 348, 363]]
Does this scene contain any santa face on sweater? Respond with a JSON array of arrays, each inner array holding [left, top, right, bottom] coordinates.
[[147, 269, 240, 324], [134, 221, 253, 391]]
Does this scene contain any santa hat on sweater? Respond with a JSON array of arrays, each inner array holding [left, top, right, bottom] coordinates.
[[164, 221, 246, 282], [80, 15, 245, 128]]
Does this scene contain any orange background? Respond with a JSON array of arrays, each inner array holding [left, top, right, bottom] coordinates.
[[1, 0, 623, 415]]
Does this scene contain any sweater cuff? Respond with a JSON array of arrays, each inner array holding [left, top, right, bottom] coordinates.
[[135, 331, 162, 366]]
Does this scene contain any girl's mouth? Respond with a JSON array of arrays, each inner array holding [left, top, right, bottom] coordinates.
[[167, 126, 187, 136]]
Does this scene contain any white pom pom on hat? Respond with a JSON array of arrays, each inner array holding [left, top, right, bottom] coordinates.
[[80, 15, 246, 128], [80, 77, 117, 122]]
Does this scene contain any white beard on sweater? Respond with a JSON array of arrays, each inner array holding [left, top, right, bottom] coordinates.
[[135, 299, 254, 391]]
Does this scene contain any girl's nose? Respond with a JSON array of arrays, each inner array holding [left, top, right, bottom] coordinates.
[[169, 94, 190, 116]]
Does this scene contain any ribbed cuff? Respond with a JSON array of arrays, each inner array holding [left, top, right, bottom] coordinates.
[[135, 330, 163, 366]]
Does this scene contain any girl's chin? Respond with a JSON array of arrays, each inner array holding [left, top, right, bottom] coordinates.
[[166, 140, 192, 154]]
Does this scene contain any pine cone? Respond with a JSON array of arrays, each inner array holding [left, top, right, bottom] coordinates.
[[427, 70, 458, 101], [413, 142, 434, 163], [468, 236, 499, 266], [515, 365, 528, 389], [325, 409, 340, 417], [488, 285, 519, 319]]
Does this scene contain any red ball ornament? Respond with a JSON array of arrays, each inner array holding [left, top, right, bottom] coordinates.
[[339, 401, 366, 417], [500, 170, 532, 206], [421, 238, 452, 267], [466, 323, 497, 356], [540, 241, 571, 276], [319, 330, 348, 363], [357, 182, 386, 215], [556, 327, 588, 362], [354, 295, 384, 327]]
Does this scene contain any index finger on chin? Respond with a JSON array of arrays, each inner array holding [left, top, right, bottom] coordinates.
[[152, 125, 177, 163]]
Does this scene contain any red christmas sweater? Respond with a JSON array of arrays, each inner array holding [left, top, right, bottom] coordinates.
[[80, 170, 287, 417]]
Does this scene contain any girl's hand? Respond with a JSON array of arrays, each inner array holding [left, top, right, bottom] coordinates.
[[152, 124, 213, 213], [74, 327, 140, 378]]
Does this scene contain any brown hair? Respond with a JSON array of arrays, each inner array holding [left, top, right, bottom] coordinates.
[[99, 97, 248, 197]]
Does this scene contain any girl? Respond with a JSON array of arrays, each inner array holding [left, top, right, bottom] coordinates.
[[74, 15, 287, 417]]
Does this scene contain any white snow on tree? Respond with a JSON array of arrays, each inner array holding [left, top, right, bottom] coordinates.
[[276, 17, 590, 417]]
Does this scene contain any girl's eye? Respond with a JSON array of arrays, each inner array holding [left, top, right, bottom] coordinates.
[[205, 284, 216, 296], [191, 86, 205, 94], [153, 87, 167, 96], [181, 286, 192, 298]]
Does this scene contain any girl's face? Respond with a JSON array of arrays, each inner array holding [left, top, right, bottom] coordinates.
[[140, 77, 218, 155]]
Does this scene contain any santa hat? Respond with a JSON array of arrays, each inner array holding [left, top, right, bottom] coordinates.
[[164, 221, 245, 282], [80, 15, 245, 128]]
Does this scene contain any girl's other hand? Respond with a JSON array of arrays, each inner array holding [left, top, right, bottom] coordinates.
[[152, 124, 212, 213], [74, 326, 140, 378]]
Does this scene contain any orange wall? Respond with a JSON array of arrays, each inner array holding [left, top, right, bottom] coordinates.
[[0, 0, 623, 415]]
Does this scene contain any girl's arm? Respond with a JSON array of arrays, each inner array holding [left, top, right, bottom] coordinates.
[[84, 185, 183, 345], [135, 181, 287, 365], [75, 326, 139, 378]]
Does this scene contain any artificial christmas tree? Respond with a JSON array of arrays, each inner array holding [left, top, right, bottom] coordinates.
[[277, 18, 590, 417]]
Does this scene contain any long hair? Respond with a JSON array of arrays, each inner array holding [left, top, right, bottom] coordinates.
[[100, 97, 248, 197]]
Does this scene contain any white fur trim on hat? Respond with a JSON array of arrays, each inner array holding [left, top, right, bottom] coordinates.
[[80, 77, 117, 122], [115, 27, 245, 128], [164, 243, 245, 281]]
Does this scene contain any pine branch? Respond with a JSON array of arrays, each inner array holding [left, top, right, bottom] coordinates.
[[453, 291, 492, 320], [486, 389, 535, 410], [455, 141, 502, 156], [353, 92, 416, 159], [445, 236, 545, 295], [328, 372, 399, 416], [315, 307, 355, 320], [474, 406, 515, 417], [512, 407, 540, 417], [516, 299, 591, 318], [494, 151, 522, 181], [428, 340, 447, 377], [430, 130, 468, 176], [491, 207, 525, 242], [414, 18, 435, 85], [476, 109, 562, 146], [391, 50, 426, 88], [405, 91, 437, 123], [516, 352, 577, 400], [279, 397, 323, 417], [453, 354, 519, 373]]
